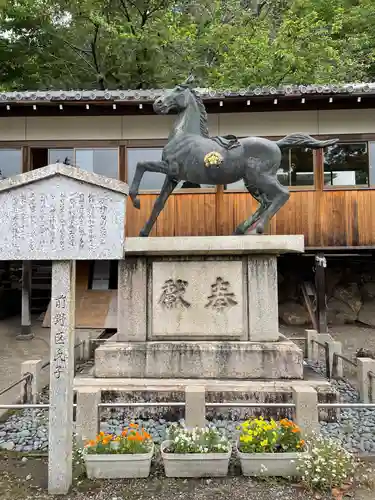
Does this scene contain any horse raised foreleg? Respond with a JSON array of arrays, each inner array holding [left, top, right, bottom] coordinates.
[[129, 161, 169, 209], [139, 176, 178, 237]]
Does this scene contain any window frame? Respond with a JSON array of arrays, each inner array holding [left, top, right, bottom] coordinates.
[[125, 139, 217, 194], [0, 140, 122, 177], [223, 139, 318, 193], [322, 140, 370, 190], [46, 146, 120, 179], [2, 134, 375, 193]]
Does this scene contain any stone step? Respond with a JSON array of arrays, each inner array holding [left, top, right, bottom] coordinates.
[[74, 374, 330, 392], [94, 340, 303, 380]]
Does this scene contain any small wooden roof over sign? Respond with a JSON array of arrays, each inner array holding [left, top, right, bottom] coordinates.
[[0, 163, 128, 261]]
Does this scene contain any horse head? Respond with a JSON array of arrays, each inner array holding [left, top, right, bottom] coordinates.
[[153, 75, 196, 115]]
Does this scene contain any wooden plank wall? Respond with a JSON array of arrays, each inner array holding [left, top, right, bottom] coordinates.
[[125, 190, 375, 247]]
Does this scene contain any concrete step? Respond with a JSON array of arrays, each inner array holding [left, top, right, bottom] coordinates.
[[94, 340, 303, 380]]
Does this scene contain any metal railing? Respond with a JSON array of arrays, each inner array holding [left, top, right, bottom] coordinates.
[[332, 352, 358, 381], [0, 341, 85, 406], [41, 341, 84, 371], [368, 371, 375, 402], [1, 401, 375, 410], [0, 373, 32, 403], [311, 338, 331, 378], [310, 338, 358, 381]]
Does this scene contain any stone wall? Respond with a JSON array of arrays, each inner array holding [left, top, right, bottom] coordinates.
[[278, 256, 375, 328]]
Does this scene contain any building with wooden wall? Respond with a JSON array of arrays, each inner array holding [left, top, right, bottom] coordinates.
[[1, 83, 375, 329]]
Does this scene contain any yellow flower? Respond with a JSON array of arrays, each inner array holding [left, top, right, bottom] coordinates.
[[260, 439, 268, 447]]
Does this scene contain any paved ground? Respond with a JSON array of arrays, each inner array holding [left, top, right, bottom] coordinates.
[[281, 323, 375, 386], [0, 316, 50, 418]]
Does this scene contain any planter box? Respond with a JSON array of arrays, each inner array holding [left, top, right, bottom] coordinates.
[[237, 445, 308, 477], [84, 445, 154, 479], [161, 440, 231, 478]]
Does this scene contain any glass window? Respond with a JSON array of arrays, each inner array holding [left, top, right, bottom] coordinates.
[[91, 261, 110, 290], [75, 148, 118, 179], [127, 148, 165, 190], [127, 148, 216, 191], [0, 149, 22, 179], [48, 149, 74, 165], [89, 260, 118, 290], [324, 142, 369, 186], [277, 148, 314, 187], [224, 148, 314, 190]]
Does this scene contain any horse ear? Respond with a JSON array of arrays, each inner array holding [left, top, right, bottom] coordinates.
[[180, 74, 195, 88]]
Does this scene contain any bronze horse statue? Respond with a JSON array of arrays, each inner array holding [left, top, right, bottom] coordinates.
[[130, 77, 338, 236]]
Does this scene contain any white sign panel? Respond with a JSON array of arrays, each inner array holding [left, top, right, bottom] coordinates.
[[0, 164, 128, 260]]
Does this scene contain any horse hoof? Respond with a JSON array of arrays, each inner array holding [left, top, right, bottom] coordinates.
[[139, 230, 148, 237], [233, 228, 244, 235], [256, 224, 264, 234], [133, 198, 141, 210]]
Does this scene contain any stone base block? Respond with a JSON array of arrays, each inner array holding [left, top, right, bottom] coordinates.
[[94, 341, 303, 380]]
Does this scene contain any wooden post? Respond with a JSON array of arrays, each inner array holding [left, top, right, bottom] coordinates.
[[48, 260, 75, 494], [314, 253, 327, 333], [17, 260, 33, 340]]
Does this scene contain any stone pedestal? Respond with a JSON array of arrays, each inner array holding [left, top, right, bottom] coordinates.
[[107, 235, 305, 381], [118, 235, 304, 342], [95, 340, 303, 379]]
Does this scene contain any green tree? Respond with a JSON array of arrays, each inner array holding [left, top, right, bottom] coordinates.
[[0, 0, 374, 90]]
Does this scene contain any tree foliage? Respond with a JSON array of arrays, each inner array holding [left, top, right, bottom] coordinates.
[[0, 0, 374, 90]]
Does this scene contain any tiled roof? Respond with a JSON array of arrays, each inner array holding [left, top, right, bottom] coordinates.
[[1, 83, 375, 103]]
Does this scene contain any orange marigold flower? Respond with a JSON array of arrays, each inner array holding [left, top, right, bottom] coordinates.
[[129, 423, 139, 428], [292, 428, 300, 433], [99, 431, 105, 437], [143, 431, 151, 439], [102, 438, 110, 445], [299, 439, 305, 446], [128, 435, 136, 441], [121, 430, 128, 437]]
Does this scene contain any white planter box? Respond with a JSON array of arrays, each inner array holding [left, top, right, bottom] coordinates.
[[237, 445, 308, 477], [161, 440, 231, 478], [84, 445, 154, 479]]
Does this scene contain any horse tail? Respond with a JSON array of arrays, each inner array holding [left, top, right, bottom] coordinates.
[[276, 133, 338, 150]]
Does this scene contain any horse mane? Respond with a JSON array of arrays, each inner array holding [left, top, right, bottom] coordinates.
[[190, 89, 209, 138]]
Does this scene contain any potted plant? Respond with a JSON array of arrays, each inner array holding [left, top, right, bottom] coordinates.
[[237, 417, 308, 477], [161, 424, 232, 478], [83, 423, 154, 479]]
